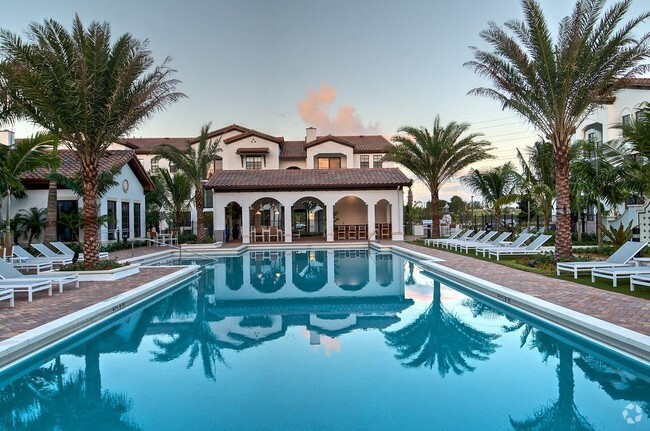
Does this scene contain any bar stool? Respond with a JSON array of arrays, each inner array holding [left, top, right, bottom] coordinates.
[[358, 225, 367, 240], [348, 225, 357, 240]]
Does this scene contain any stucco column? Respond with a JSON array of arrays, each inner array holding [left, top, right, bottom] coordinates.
[[367, 201, 376, 241], [326, 203, 334, 242], [214, 194, 226, 239], [285, 251, 293, 287], [283, 204, 293, 243], [242, 205, 251, 244], [391, 189, 404, 241]]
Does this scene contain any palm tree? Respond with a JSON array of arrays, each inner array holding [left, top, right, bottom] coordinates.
[[616, 102, 650, 198], [0, 133, 54, 245], [0, 15, 184, 264], [384, 116, 494, 238], [465, 0, 650, 259], [462, 162, 519, 230], [14, 207, 46, 246], [156, 169, 192, 230], [517, 141, 555, 230], [153, 123, 220, 242]]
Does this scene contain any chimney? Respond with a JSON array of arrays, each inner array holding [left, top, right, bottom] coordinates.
[[306, 127, 317, 143], [0, 130, 15, 147]]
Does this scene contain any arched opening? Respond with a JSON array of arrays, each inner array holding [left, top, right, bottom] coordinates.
[[292, 250, 327, 292], [250, 251, 286, 293], [333, 195, 368, 240], [375, 253, 394, 287], [292, 197, 326, 239], [226, 255, 244, 290], [286, 166, 301, 170], [334, 250, 369, 290], [225, 201, 242, 242], [375, 199, 392, 239], [249, 197, 284, 242]]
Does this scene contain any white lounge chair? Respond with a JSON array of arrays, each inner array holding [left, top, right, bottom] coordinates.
[[28, 244, 74, 266], [424, 229, 464, 246], [0, 258, 78, 295], [451, 230, 498, 251], [50, 241, 109, 260], [459, 231, 511, 254], [488, 234, 552, 260], [475, 232, 532, 257], [556, 241, 647, 278], [0, 263, 52, 302], [444, 230, 485, 249], [591, 265, 650, 287], [427, 230, 470, 247], [0, 287, 14, 307], [2, 246, 53, 274], [630, 274, 650, 292]]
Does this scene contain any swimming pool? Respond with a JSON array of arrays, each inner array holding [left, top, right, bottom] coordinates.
[[0, 249, 648, 430]]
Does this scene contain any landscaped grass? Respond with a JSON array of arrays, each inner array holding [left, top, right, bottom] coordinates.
[[409, 240, 650, 300]]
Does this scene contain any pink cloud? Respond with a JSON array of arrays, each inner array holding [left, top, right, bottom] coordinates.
[[298, 82, 379, 135]]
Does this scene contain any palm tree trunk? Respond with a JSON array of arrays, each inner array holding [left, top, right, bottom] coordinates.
[[81, 160, 100, 266], [554, 140, 573, 259], [494, 207, 501, 230], [431, 187, 441, 238], [43, 178, 58, 244], [195, 186, 205, 242]]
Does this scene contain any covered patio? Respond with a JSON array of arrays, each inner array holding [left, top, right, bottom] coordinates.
[[206, 169, 411, 243]]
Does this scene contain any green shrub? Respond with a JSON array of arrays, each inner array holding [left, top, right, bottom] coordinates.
[[100, 240, 148, 252], [59, 259, 123, 271]]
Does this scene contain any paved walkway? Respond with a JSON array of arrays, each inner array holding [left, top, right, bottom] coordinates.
[[396, 241, 650, 336]]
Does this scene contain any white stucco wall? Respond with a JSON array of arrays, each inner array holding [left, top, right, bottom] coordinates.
[[305, 141, 354, 169], [220, 136, 281, 170]]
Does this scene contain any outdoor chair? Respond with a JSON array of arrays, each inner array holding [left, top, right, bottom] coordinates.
[[630, 274, 650, 292], [459, 231, 510, 254], [444, 230, 485, 249], [0, 286, 14, 307], [488, 234, 552, 261], [149, 230, 158, 246], [337, 225, 346, 240], [6, 246, 55, 274], [451, 230, 497, 251], [27, 244, 77, 266], [424, 229, 462, 246], [51, 241, 109, 261], [358, 225, 367, 240], [556, 241, 647, 278], [381, 224, 390, 239], [168, 231, 179, 246], [348, 225, 357, 240], [253, 227, 264, 242], [0, 258, 78, 296], [591, 265, 650, 288], [475, 232, 532, 257], [427, 230, 470, 247], [269, 227, 280, 242]]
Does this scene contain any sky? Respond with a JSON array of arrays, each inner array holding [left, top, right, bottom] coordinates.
[[2, 0, 650, 203]]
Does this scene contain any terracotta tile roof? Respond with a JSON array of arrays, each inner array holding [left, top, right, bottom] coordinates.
[[117, 137, 192, 154], [336, 135, 393, 153], [187, 124, 251, 144], [21, 150, 155, 191], [204, 168, 411, 192], [280, 141, 307, 160], [236, 147, 270, 154]]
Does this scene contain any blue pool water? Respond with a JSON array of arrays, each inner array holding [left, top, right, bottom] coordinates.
[[1, 249, 649, 430]]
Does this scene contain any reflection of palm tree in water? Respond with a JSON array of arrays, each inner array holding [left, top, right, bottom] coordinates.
[[405, 262, 416, 286], [508, 324, 596, 431], [383, 280, 499, 377], [152, 273, 226, 380]]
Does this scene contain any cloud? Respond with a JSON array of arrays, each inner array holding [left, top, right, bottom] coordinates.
[[298, 82, 379, 135]]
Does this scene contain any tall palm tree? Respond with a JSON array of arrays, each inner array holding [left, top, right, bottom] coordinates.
[[153, 123, 220, 242], [0, 15, 184, 264], [465, 0, 650, 259], [156, 169, 192, 230], [616, 102, 650, 198], [0, 133, 54, 244], [14, 207, 46, 246], [462, 162, 519, 230], [517, 141, 555, 230], [384, 116, 494, 238]]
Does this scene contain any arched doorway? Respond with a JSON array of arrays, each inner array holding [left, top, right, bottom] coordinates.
[[249, 198, 284, 242], [225, 201, 242, 242], [375, 199, 392, 239], [292, 197, 326, 239], [333, 196, 368, 240]]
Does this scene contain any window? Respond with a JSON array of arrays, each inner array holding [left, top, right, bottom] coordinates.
[[360, 155, 369, 169], [121, 202, 130, 238], [169, 162, 177, 174], [622, 114, 631, 126], [204, 189, 213, 208], [134, 203, 141, 238], [107, 200, 117, 240], [151, 159, 159, 174], [317, 157, 341, 169], [587, 132, 596, 143], [635, 110, 645, 122], [373, 155, 383, 168], [245, 156, 263, 170]]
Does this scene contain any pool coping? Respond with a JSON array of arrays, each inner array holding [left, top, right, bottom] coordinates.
[[375, 242, 650, 363], [0, 264, 200, 370]]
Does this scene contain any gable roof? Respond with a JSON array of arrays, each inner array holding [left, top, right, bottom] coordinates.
[[117, 137, 192, 154], [204, 168, 411, 192], [21, 150, 155, 192], [223, 130, 284, 145], [282, 135, 392, 159], [187, 124, 251, 144]]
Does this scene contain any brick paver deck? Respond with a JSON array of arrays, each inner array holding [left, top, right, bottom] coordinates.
[[0, 267, 180, 341], [396, 241, 650, 336]]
